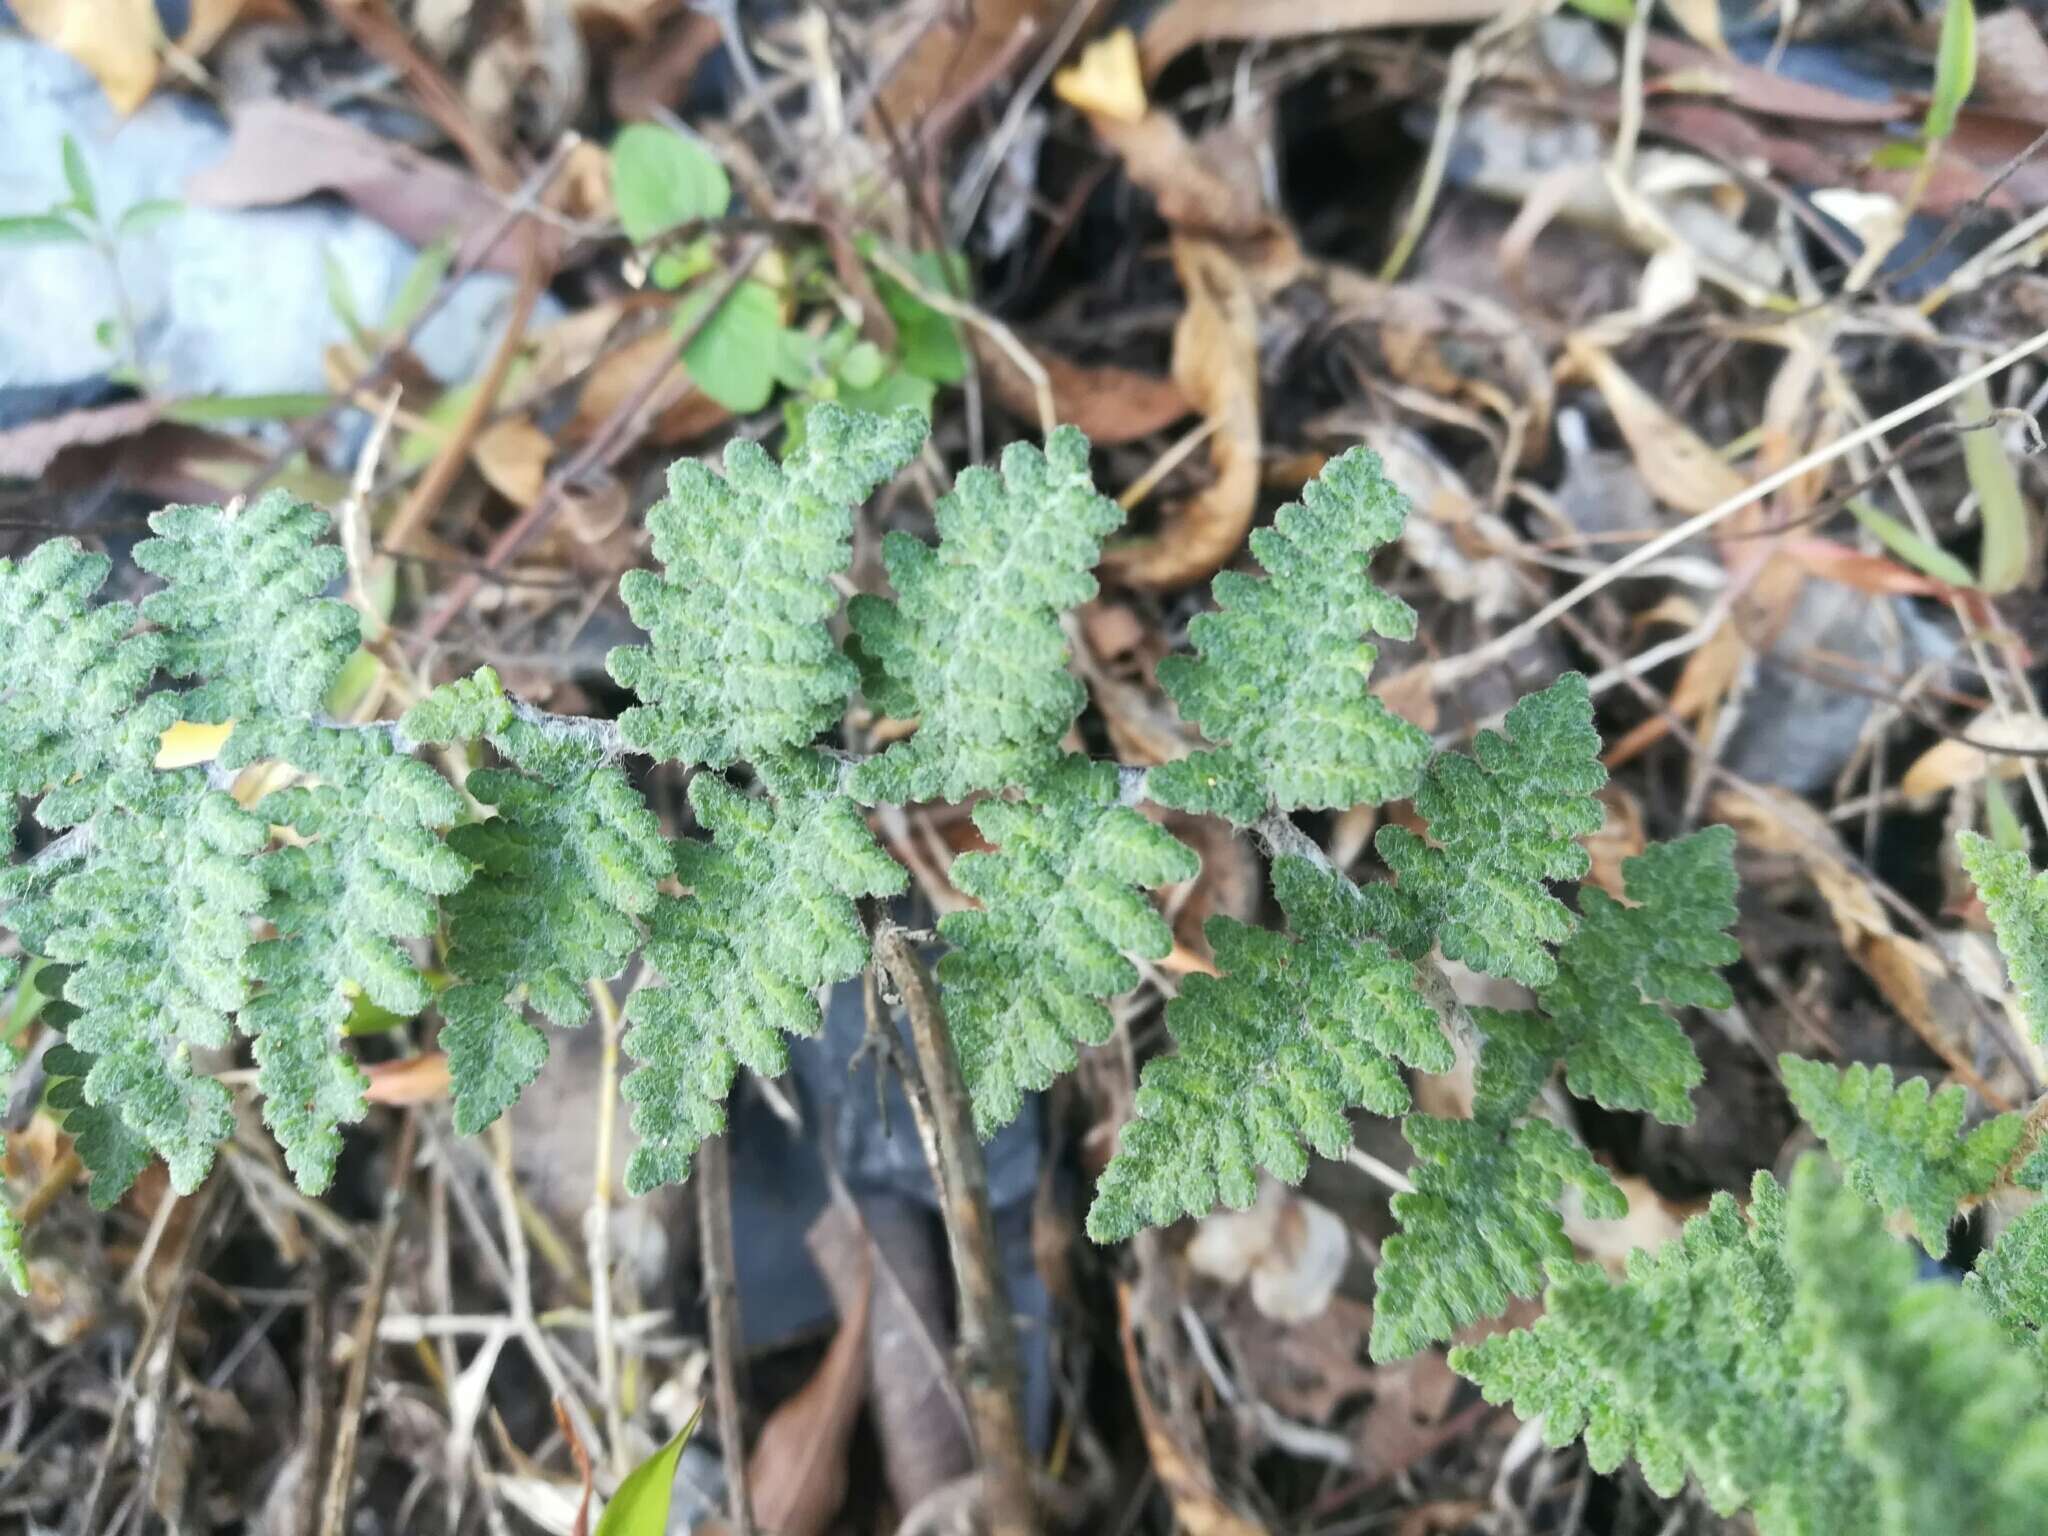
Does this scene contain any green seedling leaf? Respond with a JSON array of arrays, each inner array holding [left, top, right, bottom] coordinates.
[[61, 135, 97, 221], [163, 394, 333, 426], [864, 239, 969, 383], [116, 199, 181, 238], [676, 280, 783, 413], [1870, 140, 1928, 171], [1845, 498, 1975, 588], [1986, 775, 2029, 855], [0, 214, 88, 245], [385, 236, 455, 334], [1955, 381, 2031, 594], [594, 1406, 701, 1536], [1926, 0, 1977, 142], [612, 124, 731, 244], [1566, 0, 1636, 21]]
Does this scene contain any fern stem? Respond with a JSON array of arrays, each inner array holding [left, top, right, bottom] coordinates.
[[697, 1128, 756, 1536], [587, 976, 626, 1476], [874, 923, 1040, 1536]]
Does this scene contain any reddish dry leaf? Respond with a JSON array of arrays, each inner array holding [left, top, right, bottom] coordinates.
[[362, 1053, 452, 1106], [1141, 0, 1512, 79], [184, 102, 539, 274], [879, 0, 1063, 125], [1644, 36, 1910, 124], [1100, 237, 1262, 589], [1781, 535, 1958, 598], [1088, 112, 1290, 250], [0, 400, 163, 479], [973, 335, 1192, 444], [747, 1214, 875, 1536]]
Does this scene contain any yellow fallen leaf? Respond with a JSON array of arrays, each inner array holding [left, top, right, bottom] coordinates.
[[14, 0, 163, 114], [472, 416, 553, 509], [1054, 29, 1148, 123], [1901, 714, 2048, 799], [155, 719, 235, 768], [1567, 337, 1748, 515]]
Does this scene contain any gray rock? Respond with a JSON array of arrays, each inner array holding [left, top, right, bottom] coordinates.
[[0, 35, 552, 432]]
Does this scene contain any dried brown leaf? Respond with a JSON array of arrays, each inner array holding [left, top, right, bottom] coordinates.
[[472, 416, 553, 509], [185, 102, 537, 274], [0, 399, 162, 479], [973, 334, 1191, 444], [1099, 237, 1261, 589], [1900, 715, 2048, 799], [1567, 338, 1747, 514], [746, 1213, 875, 1536], [361, 1053, 452, 1107]]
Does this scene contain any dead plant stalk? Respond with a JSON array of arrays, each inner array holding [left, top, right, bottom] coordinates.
[[872, 924, 1040, 1536]]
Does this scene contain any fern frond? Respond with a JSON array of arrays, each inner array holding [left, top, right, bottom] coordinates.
[[849, 428, 1121, 803], [41, 1040, 154, 1209], [1959, 832, 2048, 1044], [1454, 1172, 1869, 1536], [0, 540, 166, 798], [1788, 1158, 2048, 1536], [1366, 673, 1604, 986], [1146, 448, 1430, 825], [405, 670, 670, 1135], [1537, 827, 1738, 1125], [1779, 1055, 2021, 1258], [610, 404, 926, 768], [134, 491, 359, 724], [1372, 1113, 1625, 1361], [941, 758, 1198, 1134], [0, 958, 20, 1295], [1087, 855, 1450, 1242], [34, 780, 265, 1193], [622, 752, 905, 1193], [233, 723, 472, 1189], [1967, 1202, 2048, 1365]]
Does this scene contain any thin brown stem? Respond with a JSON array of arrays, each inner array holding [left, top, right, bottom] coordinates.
[[696, 1131, 756, 1536], [318, 1109, 418, 1536], [872, 925, 1038, 1536]]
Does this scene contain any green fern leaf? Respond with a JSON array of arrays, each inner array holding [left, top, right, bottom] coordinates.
[[1087, 856, 1451, 1242], [941, 757, 1199, 1134], [1366, 673, 1605, 986], [1780, 1055, 2021, 1258], [0, 539, 166, 798], [610, 405, 926, 768], [1146, 447, 1430, 825], [1454, 1172, 1870, 1535], [849, 428, 1121, 803], [622, 752, 905, 1192], [1788, 1158, 2048, 1536], [34, 780, 266, 1193], [1537, 827, 1739, 1124], [406, 672, 671, 1134], [134, 491, 359, 724], [0, 1207, 21, 1297], [1372, 1113, 1625, 1360], [1959, 831, 2048, 1044], [1967, 1201, 2048, 1365], [42, 1041, 155, 1208], [233, 723, 472, 1189]]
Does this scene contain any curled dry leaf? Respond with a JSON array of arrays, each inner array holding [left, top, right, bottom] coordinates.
[[1711, 786, 1953, 1069], [1900, 713, 2048, 799], [1565, 338, 1747, 515], [1116, 1286, 1270, 1536], [472, 416, 554, 509], [14, 0, 266, 113], [1187, 1181, 1350, 1323], [972, 333, 1191, 445], [1099, 237, 1262, 589]]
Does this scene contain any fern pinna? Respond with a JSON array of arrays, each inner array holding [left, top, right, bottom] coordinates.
[[6, 401, 2047, 1525]]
